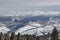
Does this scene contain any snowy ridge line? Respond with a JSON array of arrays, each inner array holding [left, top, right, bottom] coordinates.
[[20, 24, 47, 34]]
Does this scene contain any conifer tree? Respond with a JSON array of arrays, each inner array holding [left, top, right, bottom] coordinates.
[[10, 32, 17, 40], [4, 34, 10, 40], [51, 27, 59, 40], [0, 32, 4, 40], [36, 36, 39, 40], [16, 32, 20, 40]]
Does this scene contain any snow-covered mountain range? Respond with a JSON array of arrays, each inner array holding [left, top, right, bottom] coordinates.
[[0, 11, 60, 36]]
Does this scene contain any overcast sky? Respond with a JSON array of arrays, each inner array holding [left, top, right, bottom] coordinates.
[[0, 0, 60, 16], [0, 0, 60, 6]]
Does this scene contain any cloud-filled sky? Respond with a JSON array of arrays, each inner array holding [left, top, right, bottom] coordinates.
[[0, 0, 60, 16]]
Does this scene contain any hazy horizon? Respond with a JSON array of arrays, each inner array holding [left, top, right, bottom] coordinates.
[[0, 0, 60, 16]]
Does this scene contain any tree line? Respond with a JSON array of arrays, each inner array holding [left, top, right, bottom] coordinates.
[[0, 27, 59, 40]]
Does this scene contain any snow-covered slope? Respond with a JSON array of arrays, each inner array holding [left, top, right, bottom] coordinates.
[[14, 18, 60, 36], [13, 21, 52, 35], [0, 23, 10, 33], [15, 22, 44, 35]]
